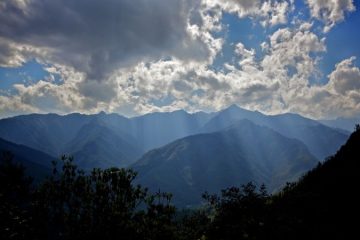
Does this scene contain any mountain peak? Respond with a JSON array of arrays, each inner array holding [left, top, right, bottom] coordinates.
[[170, 109, 188, 115], [226, 104, 240, 110], [222, 104, 254, 114]]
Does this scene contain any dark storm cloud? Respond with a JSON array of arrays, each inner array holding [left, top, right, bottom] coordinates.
[[0, 0, 209, 80]]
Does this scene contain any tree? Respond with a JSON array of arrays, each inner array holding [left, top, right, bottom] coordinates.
[[0, 151, 33, 240], [32, 155, 177, 240], [202, 182, 269, 240]]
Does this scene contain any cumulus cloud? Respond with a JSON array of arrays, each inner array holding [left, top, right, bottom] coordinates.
[[0, 0, 219, 81], [328, 57, 360, 94], [2, 21, 358, 119], [306, 0, 356, 32], [263, 22, 326, 81], [0, 63, 110, 117], [0, 37, 43, 67], [204, 0, 294, 27], [0, 0, 225, 117], [279, 56, 360, 119], [0, 94, 37, 117], [226, 24, 327, 115]]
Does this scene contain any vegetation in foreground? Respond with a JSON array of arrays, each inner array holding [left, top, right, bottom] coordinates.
[[1, 126, 359, 240]]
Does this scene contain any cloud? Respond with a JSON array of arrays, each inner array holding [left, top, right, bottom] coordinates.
[[328, 56, 360, 94], [0, 0, 224, 116], [2, 22, 357, 119], [0, 0, 359, 120], [0, 39, 25, 67], [0, 94, 37, 117], [1, 33, 360, 119], [0, 0, 219, 81], [306, 0, 356, 32], [263, 22, 326, 80], [283, 56, 360, 119], [0, 37, 41, 67], [204, 0, 294, 27]]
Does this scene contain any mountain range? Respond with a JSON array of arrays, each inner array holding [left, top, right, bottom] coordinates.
[[0, 105, 351, 205], [320, 117, 360, 132], [133, 119, 318, 206]]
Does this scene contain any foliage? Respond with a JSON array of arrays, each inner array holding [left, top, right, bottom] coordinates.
[[202, 183, 269, 240], [1, 155, 177, 240], [0, 151, 33, 240], [175, 209, 210, 240]]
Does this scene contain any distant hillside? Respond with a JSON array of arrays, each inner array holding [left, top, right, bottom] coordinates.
[[130, 110, 214, 151], [0, 113, 95, 156], [320, 117, 359, 132], [202, 104, 348, 159], [0, 110, 214, 169], [65, 120, 142, 169], [133, 120, 318, 207], [0, 138, 54, 182]]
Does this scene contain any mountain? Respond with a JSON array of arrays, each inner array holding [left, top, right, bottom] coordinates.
[[0, 137, 54, 182], [130, 110, 214, 151], [0, 110, 214, 169], [0, 106, 347, 171], [0, 113, 94, 156], [0, 112, 142, 169], [65, 119, 142, 170], [270, 126, 360, 239], [320, 117, 359, 132], [202, 104, 348, 160], [133, 120, 318, 207]]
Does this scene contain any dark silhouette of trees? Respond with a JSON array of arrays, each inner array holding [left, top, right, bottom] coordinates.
[[201, 183, 269, 240], [268, 124, 360, 240], [0, 152, 33, 240], [175, 209, 210, 240], [1, 155, 178, 240]]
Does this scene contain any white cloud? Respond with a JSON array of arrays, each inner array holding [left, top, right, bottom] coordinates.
[[328, 56, 360, 94], [0, 64, 96, 117], [262, 23, 326, 87], [235, 42, 257, 69], [204, 0, 294, 27], [282, 56, 360, 119], [0, 95, 37, 117], [259, 0, 293, 27], [306, 0, 355, 32]]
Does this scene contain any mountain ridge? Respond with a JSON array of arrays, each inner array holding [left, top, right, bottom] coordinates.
[[0, 105, 348, 172], [201, 105, 348, 160], [133, 119, 318, 206]]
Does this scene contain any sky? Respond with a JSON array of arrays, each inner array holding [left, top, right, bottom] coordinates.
[[0, 0, 359, 120]]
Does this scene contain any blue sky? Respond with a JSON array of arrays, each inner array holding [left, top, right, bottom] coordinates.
[[0, 60, 52, 93], [0, 0, 360, 119]]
